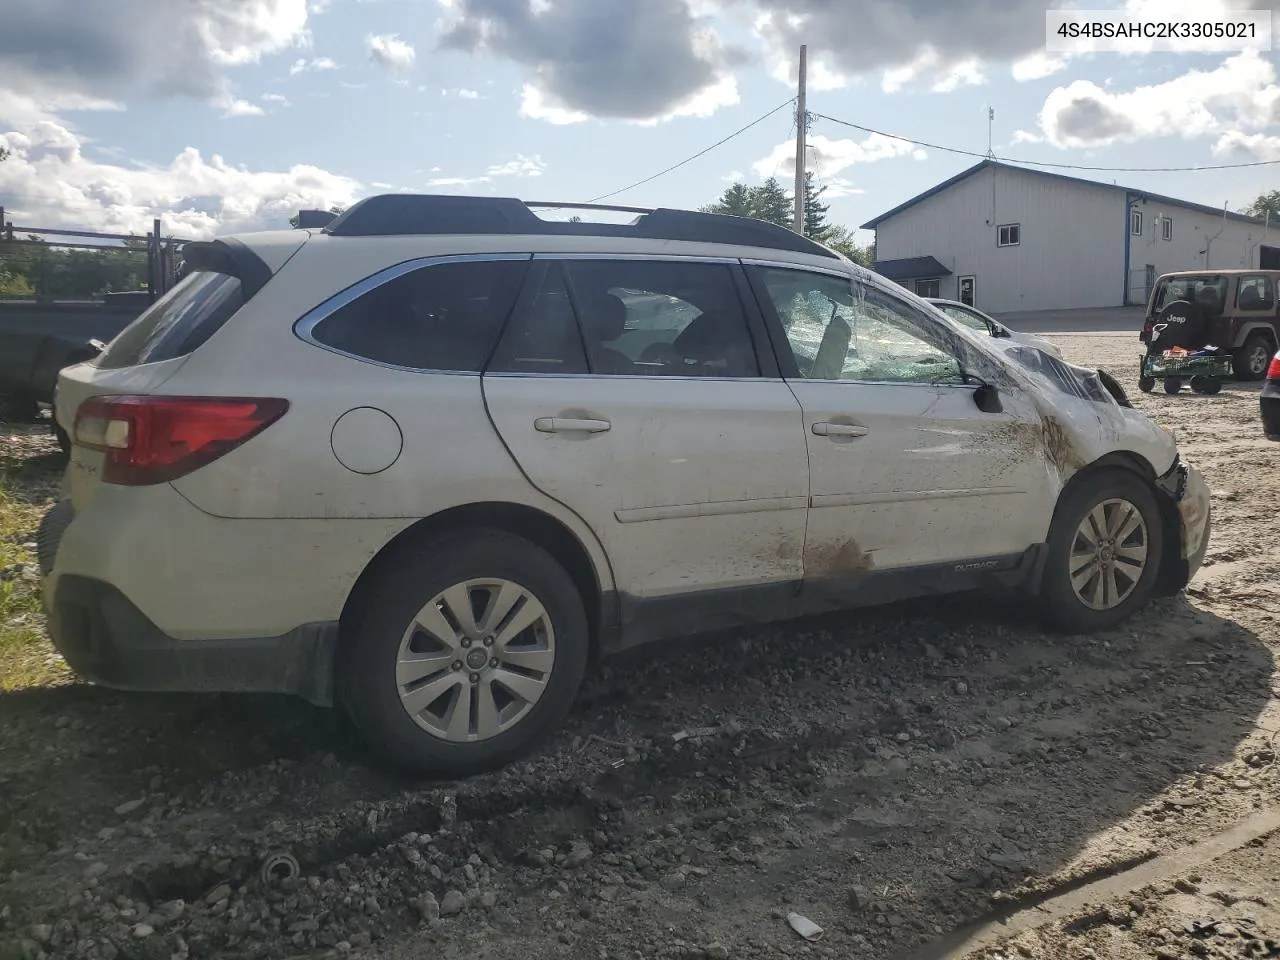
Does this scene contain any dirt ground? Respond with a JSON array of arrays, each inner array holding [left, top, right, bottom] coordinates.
[[0, 333, 1276, 960]]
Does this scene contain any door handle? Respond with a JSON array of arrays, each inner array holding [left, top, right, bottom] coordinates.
[[534, 417, 612, 434], [812, 421, 868, 438]]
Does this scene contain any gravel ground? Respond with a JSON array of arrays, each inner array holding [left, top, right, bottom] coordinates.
[[0, 334, 1276, 960]]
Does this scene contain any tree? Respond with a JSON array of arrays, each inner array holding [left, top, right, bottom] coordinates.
[[702, 178, 793, 227], [752, 177, 793, 227], [1243, 190, 1280, 219], [803, 172, 831, 241]]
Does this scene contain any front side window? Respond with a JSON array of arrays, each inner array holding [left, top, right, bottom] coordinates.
[[1236, 275, 1276, 311], [96, 271, 244, 369], [307, 258, 528, 372], [914, 278, 940, 298], [934, 302, 992, 335], [755, 268, 964, 385], [561, 260, 761, 378], [1131, 210, 1143, 235], [997, 223, 1020, 247], [1162, 218, 1173, 241]]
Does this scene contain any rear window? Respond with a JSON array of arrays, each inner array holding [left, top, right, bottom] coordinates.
[[1151, 275, 1227, 315], [96, 271, 245, 370]]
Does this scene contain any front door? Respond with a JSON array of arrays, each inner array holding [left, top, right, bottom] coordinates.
[[959, 275, 976, 306], [746, 263, 1057, 581], [482, 256, 810, 622]]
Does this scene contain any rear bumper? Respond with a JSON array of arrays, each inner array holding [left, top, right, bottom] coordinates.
[[1261, 384, 1280, 440], [46, 574, 337, 705]]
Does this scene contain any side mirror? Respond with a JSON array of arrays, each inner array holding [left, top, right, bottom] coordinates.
[[973, 382, 1003, 414]]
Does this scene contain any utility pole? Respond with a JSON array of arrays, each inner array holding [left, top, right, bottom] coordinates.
[[793, 44, 807, 235]]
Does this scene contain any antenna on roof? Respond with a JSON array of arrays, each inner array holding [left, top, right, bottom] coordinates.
[[986, 107, 996, 160]]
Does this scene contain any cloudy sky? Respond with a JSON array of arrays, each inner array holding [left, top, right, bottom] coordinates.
[[2, 0, 1279, 242]]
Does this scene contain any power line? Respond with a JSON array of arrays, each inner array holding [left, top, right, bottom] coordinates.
[[811, 111, 1280, 173], [585, 97, 797, 204]]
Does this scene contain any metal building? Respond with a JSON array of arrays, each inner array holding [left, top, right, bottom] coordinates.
[[862, 160, 1275, 315]]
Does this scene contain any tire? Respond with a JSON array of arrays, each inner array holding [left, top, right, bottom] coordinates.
[[1137, 376, 1156, 393], [0, 393, 40, 423], [1163, 377, 1182, 394], [1233, 333, 1273, 381], [1040, 470, 1164, 634], [339, 528, 589, 778], [1190, 376, 1222, 395], [53, 423, 71, 457]]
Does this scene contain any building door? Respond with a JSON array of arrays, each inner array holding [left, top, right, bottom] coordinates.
[[958, 276, 976, 306], [1261, 245, 1280, 269]]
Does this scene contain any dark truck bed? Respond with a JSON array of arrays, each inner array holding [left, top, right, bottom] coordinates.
[[0, 291, 149, 419]]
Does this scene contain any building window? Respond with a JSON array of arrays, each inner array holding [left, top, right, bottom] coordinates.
[[914, 278, 940, 298], [997, 223, 1020, 247], [1161, 217, 1173, 241], [1131, 209, 1143, 236]]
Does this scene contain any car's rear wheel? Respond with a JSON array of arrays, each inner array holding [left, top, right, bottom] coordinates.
[[339, 529, 588, 777], [1137, 375, 1156, 393], [1040, 470, 1164, 633], [1234, 333, 1273, 381]]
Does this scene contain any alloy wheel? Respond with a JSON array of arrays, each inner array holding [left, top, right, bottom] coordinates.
[[394, 578, 556, 742], [1069, 498, 1150, 611]]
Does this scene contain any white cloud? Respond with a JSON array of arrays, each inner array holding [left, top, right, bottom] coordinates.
[[519, 84, 590, 124], [1212, 131, 1280, 161], [200, 0, 311, 67], [367, 33, 416, 72], [628, 73, 740, 126], [486, 154, 546, 177], [1011, 51, 1069, 82], [722, 169, 746, 182], [931, 59, 985, 93], [290, 56, 338, 75], [821, 177, 864, 198], [220, 97, 265, 118], [1011, 129, 1043, 144], [0, 121, 362, 238], [422, 153, 549, 191], [1037, 50, 1280, 149], [261, 93, 291, 106], [441, 87, 483, 100], [756, 12, 848, 91], [754, 132, 924, 179]]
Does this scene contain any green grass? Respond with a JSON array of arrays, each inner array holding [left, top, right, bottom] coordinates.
[[0, 429, 71, 690]]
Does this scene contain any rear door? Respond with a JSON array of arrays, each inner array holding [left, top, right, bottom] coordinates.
[[481, 255, 810, 623], [745, 261, 1058, 580]]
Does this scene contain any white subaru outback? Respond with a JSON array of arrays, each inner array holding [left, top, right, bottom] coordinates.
[[38, 195, 1211, 777]]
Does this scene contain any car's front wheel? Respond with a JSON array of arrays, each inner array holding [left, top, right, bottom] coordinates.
[[340, 529, 589, 777], [1040, 470, 1164, 633]]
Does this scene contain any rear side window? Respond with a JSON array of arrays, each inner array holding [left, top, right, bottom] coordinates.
[[1236, 275, 1276, 311], [96, 271, 244, 369], [307, 258, 528, 372]]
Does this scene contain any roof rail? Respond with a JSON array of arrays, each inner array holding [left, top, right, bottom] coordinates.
[[295, 209, 340, 229], [319, 193, 839, 259]]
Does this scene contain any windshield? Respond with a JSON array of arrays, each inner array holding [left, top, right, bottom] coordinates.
[[1150, 275, 1227, 315], [933, 302, 991, 333]]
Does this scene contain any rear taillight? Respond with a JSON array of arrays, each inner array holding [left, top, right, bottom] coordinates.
[[74, 395, 288, 485], [1267, 354, 1280, 381]]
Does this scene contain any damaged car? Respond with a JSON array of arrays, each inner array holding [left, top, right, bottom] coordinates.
[[37, 195, 1211, 777]]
